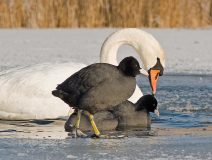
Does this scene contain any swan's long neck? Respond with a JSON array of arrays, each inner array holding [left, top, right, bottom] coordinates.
[[100, 28, 165, 70]]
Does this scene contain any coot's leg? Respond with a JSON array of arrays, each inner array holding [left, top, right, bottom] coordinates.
[[83, 111, 108, 138], [74, 110, 87, 138], [65, 109, 87, 138], [88, 112, 100, 136]]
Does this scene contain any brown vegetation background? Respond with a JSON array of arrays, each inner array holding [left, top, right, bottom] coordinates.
[[0, 0, 211, 28]]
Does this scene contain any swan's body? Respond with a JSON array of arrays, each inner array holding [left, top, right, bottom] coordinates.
[[0, 28, 165, 120], [0, 63, 85, 119]]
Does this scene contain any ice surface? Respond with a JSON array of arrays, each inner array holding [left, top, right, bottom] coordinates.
[[0, 29, 211, 74], [0, 136, 211, 160]]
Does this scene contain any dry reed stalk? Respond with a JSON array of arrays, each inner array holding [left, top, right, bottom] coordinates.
[[0, 0, 211, 28], [67, 0, 78, 27], [0, 0, 11, 27]]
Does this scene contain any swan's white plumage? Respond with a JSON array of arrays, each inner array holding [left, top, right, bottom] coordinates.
[[0, 63, 85, 119], [0, 28, 165, 119]]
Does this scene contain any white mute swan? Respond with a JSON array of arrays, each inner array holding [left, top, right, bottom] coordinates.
[[0, 28, 165, 120]]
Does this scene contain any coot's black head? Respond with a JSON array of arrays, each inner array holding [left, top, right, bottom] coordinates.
[[118, 56, 141, 77], [135, 94, 159, 116]]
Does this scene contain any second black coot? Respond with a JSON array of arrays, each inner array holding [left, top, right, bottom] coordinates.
[[65, 95, 158, 132], [113, 94, 158, 130], [52, 56, 141, 137]]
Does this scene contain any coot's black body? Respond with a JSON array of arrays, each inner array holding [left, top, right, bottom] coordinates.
[[113, 95, 158, 130], [52, 57, 140, 114]]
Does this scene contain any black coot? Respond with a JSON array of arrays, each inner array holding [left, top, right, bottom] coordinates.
[[113, 94, 158, 130], [52, 56, 141, 137]]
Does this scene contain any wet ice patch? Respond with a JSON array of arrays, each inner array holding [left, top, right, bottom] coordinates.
[[66, 154, 78, 159], [167, 101, 208, 112], [17, 153, 28, 157]]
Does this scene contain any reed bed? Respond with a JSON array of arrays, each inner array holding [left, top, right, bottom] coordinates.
[[0, 0, 211, 28]]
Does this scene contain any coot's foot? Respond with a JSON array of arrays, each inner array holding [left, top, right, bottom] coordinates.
[[68, 128, 88, 138], [90, 134, 125, 139]]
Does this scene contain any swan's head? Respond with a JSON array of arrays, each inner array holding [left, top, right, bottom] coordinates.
[[118, 56, 141, 77], [100, 28, 166, 95], [147, 57, 164, 95], [135, 94, 159, 116]]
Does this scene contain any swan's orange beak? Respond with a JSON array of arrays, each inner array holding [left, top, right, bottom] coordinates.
[[149, 69, 160, 95]]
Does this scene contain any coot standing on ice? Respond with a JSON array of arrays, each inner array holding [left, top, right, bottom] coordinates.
[[52, 56, 142, 137]]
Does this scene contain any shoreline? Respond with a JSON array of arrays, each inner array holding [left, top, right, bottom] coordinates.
[[0, 120, 211, 139], [155, 126, 212, 136]]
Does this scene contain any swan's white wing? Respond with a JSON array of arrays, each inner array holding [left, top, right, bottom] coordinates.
[[0, 62, 86, 120], [127, 85, 143, 103]]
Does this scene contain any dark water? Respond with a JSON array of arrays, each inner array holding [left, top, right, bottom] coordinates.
[[138, 75, 212, 128]]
